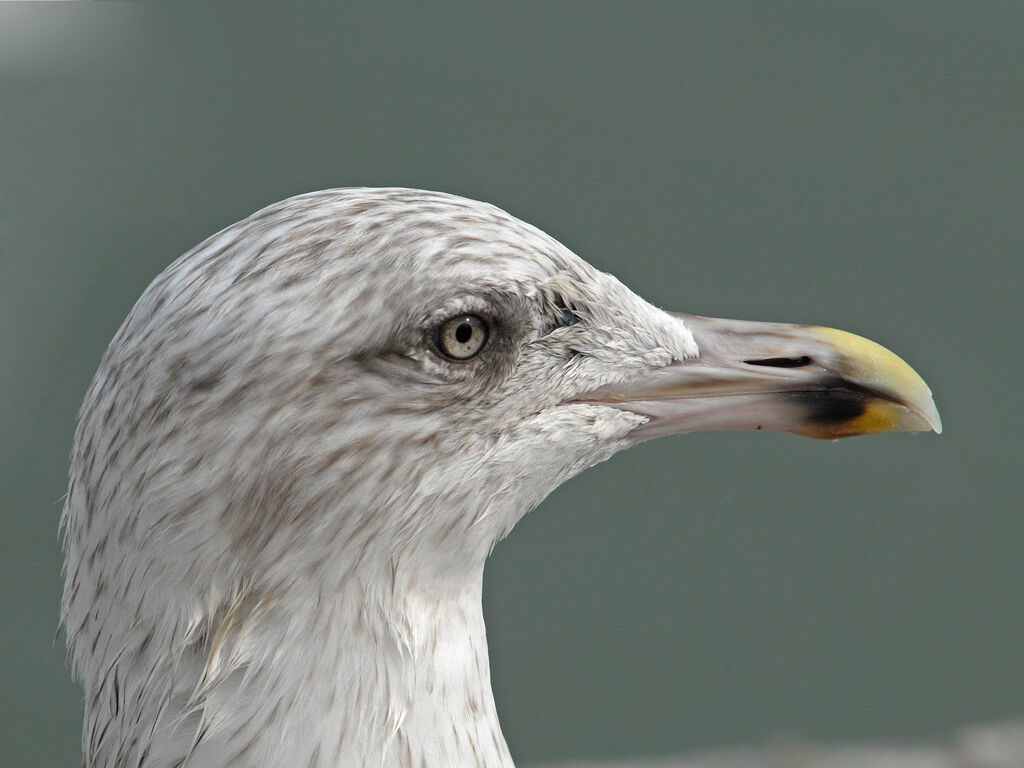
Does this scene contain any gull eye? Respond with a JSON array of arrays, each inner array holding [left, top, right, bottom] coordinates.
[[436, 315, 489, 360]]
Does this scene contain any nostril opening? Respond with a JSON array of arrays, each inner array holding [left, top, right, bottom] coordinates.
[[744, 355, 812, 369]]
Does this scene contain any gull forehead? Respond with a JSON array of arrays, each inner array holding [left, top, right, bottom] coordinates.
[[62, 186, 939, 768]]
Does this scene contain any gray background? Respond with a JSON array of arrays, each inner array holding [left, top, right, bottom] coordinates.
[[2, 3, 1021, 766]]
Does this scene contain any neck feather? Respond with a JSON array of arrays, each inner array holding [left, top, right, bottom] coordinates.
[[115, 565, 513, 768]]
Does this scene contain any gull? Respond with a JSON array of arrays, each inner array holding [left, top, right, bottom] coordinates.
[[61, 188, 941, 768]]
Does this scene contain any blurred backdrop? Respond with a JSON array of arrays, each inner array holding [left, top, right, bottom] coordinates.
[[1, 3, 1021, 766]]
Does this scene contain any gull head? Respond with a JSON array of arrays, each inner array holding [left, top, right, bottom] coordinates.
[[62, 188, 939, 768]]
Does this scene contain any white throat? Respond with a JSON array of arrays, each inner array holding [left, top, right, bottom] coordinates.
[[135, 567, 512, 768]]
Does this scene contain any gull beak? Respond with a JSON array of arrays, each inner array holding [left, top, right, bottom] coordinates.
[[580, 313, 941, 441]]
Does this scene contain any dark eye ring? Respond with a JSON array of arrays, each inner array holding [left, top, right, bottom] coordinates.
[[435, 315, 489, 360]]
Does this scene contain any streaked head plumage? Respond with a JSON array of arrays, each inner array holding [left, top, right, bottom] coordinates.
[[62, 187, 937, 768]]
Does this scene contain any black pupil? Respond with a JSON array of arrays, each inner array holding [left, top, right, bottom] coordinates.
[[455, 322, 473, 344]]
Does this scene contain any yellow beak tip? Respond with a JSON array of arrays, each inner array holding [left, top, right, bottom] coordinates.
[[811, 326, 941, 436]]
